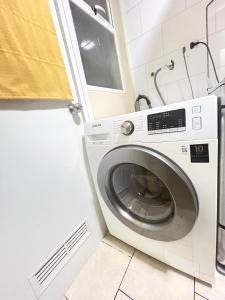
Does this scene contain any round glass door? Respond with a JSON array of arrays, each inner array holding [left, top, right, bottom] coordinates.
[[112, 164, 174, 224], [98, 145, 198, 241]]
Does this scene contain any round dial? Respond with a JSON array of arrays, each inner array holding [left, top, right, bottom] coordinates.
[[121, 120, 135, 136]]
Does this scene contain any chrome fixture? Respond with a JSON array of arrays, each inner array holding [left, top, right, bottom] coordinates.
[[68, 102, 83, 114], [151, 60, 175, 106], [165, 60, 175, 71], [92, 5, 106, 16], [208, 79, 225, 94]]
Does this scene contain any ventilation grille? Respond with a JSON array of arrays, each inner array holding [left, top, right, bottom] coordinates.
[[29, 220, 89, 298]]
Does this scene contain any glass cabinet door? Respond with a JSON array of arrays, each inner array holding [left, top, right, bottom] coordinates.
[[69, 2, 122, 90]]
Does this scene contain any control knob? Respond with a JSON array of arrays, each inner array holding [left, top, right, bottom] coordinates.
[[121, 120, 135, 136]]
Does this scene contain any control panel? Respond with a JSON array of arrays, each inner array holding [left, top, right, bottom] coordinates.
[[147, 109, 186, 134]]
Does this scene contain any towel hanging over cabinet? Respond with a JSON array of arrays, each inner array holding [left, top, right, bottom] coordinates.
[[0, 0, 72, 100]]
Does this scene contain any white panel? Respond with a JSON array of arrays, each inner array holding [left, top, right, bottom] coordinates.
[[29, 221, 90, 298], [85, 96, 218, 142], [0, 103, 105, 300]]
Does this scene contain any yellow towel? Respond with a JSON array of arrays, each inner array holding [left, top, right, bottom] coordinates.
[[0, 0, 73, 100]]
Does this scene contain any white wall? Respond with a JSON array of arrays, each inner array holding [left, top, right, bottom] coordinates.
[[121, 0, 225, 107], [0, 101, 106, 300]]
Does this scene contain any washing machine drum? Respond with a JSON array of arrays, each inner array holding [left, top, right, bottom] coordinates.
[[97, 145, 198, 241]]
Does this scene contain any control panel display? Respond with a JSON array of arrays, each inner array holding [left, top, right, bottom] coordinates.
[[190, 144, 209, 163], [147, 109, 186, 134]]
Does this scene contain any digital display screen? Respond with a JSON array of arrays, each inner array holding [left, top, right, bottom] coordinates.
[[147, 109, 186, 134], [190, 144, 209, 163]]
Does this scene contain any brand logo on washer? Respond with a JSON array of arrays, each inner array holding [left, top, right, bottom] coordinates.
[[181, 145, 188, 154], [92, 123, 101, 128]]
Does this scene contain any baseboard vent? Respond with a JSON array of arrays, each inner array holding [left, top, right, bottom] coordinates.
[[29, 220, 90, 298]]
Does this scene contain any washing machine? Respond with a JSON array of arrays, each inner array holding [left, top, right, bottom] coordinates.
[[84, 95, 218, 284]]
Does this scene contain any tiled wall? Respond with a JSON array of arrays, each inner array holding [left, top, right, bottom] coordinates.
[[121, 0, 225, 107]]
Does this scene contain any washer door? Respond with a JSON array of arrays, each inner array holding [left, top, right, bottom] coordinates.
[[97, 145, 198, 241]]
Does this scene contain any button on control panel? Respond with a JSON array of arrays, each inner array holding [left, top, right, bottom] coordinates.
[[192, 106, 201, 114], [121, 120, 135, 136], [192, 117, 202, 130]]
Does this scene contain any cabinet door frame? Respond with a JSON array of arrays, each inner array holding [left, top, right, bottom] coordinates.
[[49, 0, 125, 122], [49, 0, 94, 121]]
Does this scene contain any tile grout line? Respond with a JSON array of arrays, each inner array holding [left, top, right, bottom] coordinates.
[[114, 289, 119, 300], [194, 277, 196, 298], [101, 240, 133, 258], [195, 292, 209, 300], [114, 248, 135, 300], [119, 248, 135, 289], [118, 288, 134, 300]]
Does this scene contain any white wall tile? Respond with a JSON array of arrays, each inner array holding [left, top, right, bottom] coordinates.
[[122, 0, 220, 107], [121, 0, 141, 13], [162, 1, 214, 54], [216, 0, 225, 31], [147, 49, 187, 89], [131, 65, 148, 92], [190, 73, 209, 98], [140, 0, 185, 33], [128, 25, 163, 67], [214, 29, 225, 68], [146, 57, 164, 89], [186, 46, 208, 76], [186, 0, 202, 8], [166, 79, 193, 103], [124, 5, 142, 42], [218, 66, 225, 81]]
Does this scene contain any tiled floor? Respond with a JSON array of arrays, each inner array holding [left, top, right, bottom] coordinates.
[[65, 234, 225, 300]]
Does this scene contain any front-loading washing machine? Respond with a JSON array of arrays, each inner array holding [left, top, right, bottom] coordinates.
[[84, 95, 218, 284]]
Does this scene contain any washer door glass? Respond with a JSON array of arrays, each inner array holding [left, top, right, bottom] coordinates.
[[112, 164, 174, 223], [97, 146, 198, 241]]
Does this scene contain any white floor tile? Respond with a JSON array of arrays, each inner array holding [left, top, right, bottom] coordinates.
[[195, 271, 225, 300], [66, 242, 130, 300], [103, 233, 134, 257], [121, 250, 194, 300], [115, 290, 132, 300], [195, 294, 207, 300]]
